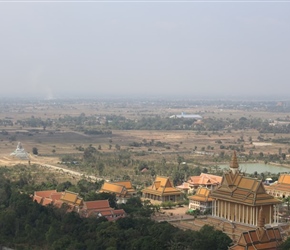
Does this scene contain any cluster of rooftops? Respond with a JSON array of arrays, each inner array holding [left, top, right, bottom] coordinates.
[[33, 189, 125, 221], [32, 151, 290, 249]]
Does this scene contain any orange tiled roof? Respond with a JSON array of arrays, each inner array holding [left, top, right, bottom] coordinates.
[[42, 198, 53, 206], [187, 173, 222, 186], [60, 190, 83, 206], [113, 209, 126, 215], [34, 190, 57, 198], [142, 176, 183, 196], [84, 200, 110, 210], [100, 182, 126, 195], [51, 193, 62, 202], [265, 174, 290, 193], [33, 195, 43, 204], [188, 187, 213, 202], [114, 181, 136, 193], [229, 227, 283, 250]]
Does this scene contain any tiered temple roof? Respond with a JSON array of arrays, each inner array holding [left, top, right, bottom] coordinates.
[[60, 190, 83, 206], [100, 181, 133, 198], [210, 153, 280, 206], [188, 187, 213, 203], [142, 176, 183, 196]]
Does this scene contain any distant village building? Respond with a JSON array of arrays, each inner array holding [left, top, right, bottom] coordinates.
[[99, 181, 136, 204], [10, 142, 30, 160], [142, 176, 183, 203], [210, 151, 281, 227], [177, 173, 222, 194], [169, 112, 202, 120], [265, 174, 290, 198], [188, 187, 213, 213]]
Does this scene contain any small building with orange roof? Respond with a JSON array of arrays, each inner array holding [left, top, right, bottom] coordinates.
[[60, 190, 83, 207], [141, 176, 183, 203], [188, 187, 213, 213], [33, 189, 62, 205], [80, 200, 126, 220], [99, 181, 136, 204], [265, 174, 290, 198], [184, 173, 222, 194]]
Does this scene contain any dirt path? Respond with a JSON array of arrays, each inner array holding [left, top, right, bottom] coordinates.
[[0, 154, 104, 182]]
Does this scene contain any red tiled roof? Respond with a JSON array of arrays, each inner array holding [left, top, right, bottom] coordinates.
[[42, 198, 53, 206], [229, 227, 283, 250], [33, 195, 43, 204], [84, 200, 110, 210], [34, 190, 57, 198]]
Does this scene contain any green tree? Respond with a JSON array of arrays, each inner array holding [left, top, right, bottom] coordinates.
[[32, 147, 38, 155]]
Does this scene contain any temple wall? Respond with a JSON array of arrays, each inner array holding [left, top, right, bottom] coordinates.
[[214, 200, 276, 226]]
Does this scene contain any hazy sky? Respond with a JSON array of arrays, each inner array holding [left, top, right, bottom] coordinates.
[[0, 1, 289, 99]]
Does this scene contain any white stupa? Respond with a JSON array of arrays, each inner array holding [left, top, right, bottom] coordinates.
[[10, 142, 30, 160]]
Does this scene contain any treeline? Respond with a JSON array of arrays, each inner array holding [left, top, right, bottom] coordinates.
[[0, 174, 232, 250], [8, 113, 290, 134]]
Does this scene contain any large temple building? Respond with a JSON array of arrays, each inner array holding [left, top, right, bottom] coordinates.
[[210, 151, 281, 227], [142, 176, 183, 203]]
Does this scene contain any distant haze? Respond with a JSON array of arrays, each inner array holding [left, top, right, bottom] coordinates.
[[0, 2, 289, 99]]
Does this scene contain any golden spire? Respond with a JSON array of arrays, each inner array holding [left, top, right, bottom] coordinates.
[[230, 151, 239, 169]]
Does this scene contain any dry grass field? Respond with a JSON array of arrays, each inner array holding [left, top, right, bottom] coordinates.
[[0, 99, 290, 176]]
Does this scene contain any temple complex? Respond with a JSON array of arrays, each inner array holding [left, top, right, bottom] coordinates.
[[142, 176, 183, 203], [210, 151, 281, 227]]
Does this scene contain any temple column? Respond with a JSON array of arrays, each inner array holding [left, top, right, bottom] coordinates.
[[241, 205, 243, 223], [256, 207, 258, 226], [225, 201, 227, 219], [270, 205, 272, 223], [252, 207, 255, 225], [250, 207, 253, 225]]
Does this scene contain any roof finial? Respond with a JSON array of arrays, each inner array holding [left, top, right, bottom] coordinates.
[[230, 151, 239, 169]]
